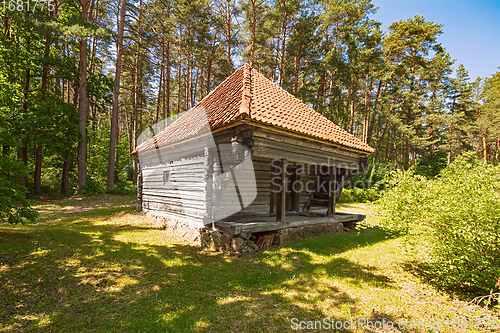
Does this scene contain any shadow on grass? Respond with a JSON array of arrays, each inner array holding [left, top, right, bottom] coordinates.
[[1, 207, 395, 332], [286, 227, 393, 255]]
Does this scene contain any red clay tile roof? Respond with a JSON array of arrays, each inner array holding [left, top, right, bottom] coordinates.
[[133, 64, 374, 154]]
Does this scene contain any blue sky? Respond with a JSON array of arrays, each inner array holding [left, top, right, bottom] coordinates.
[[370, 0, 500, 80]]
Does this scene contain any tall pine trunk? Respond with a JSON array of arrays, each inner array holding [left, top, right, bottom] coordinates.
[[226, 0, 231, 74], [107, 0, 127, 190], [132, 0, 142, 185], [165, 41, 170, 119], [61, 150, 71, 195], [19, 66, 30, 187], [35, 20, 53, 195], [249, 0, 256, 67], [77, 0, 89, 194]]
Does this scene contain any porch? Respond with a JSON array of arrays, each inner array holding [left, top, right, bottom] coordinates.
[[213, 211, 365, 238]]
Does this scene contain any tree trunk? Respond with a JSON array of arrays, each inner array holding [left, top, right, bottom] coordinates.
[[34, 145, 42, 194], [226, 0, 231, 74], [495, 137, 500, 165], [163, 2, 171, 119], [206, 36, 215, 95], [483, 134, 488, 163], [107, 0, 127, 190], [61, 150, 71, 195], [20, 65, 30, 188], [18, 148, 28, 187], [348, 81, 355, 134], [185, 51, 190, 111], [156, 51, 163, 123], [177, 29, 182, 115], [249, 0, 256, 67], [278, 14, 287, 87], [393, 132, 398, 168], [35, 20, 53, 195], [132, 0, 142, 185], [77, 0, 89, 194], [367, 80, 383, 144], [165, 40, 170, 119]]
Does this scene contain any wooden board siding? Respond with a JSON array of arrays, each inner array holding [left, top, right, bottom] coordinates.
[[252, 127, 368, 168], [141, 153, 209, 228], [216, 156, 271, 220]]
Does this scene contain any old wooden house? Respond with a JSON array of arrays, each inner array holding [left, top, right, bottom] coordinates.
[[132, 64, 374, 237]]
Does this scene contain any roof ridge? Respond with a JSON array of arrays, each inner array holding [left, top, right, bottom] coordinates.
[[239, 63, 252, 119]]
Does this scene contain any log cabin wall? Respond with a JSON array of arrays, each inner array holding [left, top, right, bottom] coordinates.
[[210, 125, 264, 220], [140, 150, 209, 228], [251, 127, 368, 168]]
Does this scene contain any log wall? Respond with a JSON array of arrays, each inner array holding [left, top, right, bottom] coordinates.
[[141, 152, 209, 228]]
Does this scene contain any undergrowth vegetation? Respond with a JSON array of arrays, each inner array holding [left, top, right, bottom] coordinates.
[[366, 152, 500, 298]]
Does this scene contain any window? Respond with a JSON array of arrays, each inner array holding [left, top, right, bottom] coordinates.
[[163, 170, 170, 183]]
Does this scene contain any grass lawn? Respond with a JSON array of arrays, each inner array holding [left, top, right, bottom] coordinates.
[[0, 196, 495, 332]]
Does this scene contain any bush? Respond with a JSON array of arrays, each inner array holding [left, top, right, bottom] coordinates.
[[82, 176, 106, 195], [0, 156, 38, 223], [106, 181, 137, 195], [338, 188, 354, 203], [366, 152, 500, 296], [338, 188, 381, 203]]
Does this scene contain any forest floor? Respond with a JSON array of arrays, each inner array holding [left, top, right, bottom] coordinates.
[[0, 195, 497, 332]]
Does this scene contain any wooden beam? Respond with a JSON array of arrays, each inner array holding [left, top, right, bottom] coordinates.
[[215, 214, 362, 235], [276, 158, 287, 222], [253, 146, 361, 169], [327, 166, 336, 217]]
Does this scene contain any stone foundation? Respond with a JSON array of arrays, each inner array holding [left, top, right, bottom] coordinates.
[[273, 222, 345, 246], [146, 213, 348, 257]]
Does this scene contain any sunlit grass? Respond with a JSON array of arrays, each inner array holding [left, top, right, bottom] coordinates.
[[0, 196, 495, 332]]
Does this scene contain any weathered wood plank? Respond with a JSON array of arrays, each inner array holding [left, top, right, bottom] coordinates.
[[252, 127, 365, 159], [141, 148, 208, 167], [143, 201, 206, 217], [142, 189, 205, 198], [223, 204, 271, 214], [253, 138, 360, 165], [216, 214, 361, 234], [253, 146, 361, 168]]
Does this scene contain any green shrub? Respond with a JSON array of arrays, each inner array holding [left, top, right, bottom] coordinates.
[[82, 176, 106, 195], [338, 188, 381, 203], [0, 156, 38, 223], [106, 181, 137, 195], [366, 152, 500, 296], [338, 188, 354, 203]]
